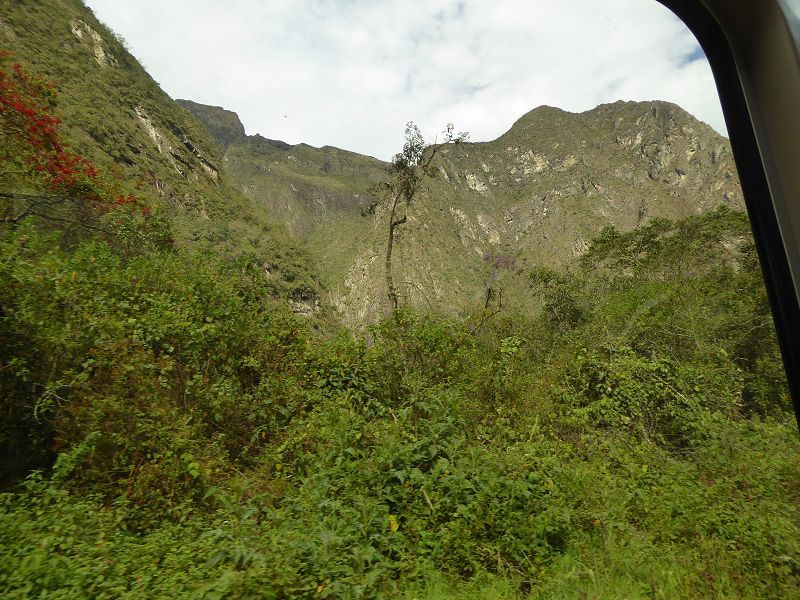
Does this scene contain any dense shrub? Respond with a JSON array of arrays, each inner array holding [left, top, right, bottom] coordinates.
[[0, 223, 311, 506], [0, 109, 797, 596]]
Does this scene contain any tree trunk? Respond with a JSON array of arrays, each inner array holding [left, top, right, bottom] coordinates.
[[385, 205, 406, 310]]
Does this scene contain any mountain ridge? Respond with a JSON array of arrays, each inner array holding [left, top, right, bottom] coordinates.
[[1, 0, 743, 326], [180, 97, 743, 325]]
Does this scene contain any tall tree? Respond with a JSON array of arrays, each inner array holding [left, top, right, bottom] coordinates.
[[382, 122, 467, 309]]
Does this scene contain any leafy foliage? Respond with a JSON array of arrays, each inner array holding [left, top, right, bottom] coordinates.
[[0, 51, 148, 231], [2, 206, 798, 596], [0, 51, 98, 195]]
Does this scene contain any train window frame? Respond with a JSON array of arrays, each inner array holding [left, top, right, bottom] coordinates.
[[657, 0, 800, 428]]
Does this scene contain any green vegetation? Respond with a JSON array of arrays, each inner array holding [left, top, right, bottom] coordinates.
[[2, 173, 797, 597], [2, 5, 798, 597]]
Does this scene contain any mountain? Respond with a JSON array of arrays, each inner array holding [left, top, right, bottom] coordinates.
[[177, 99, 247, 151], [184, 99, 743, 325]]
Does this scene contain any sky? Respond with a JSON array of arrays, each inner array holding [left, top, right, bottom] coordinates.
[[84, 0, 725, 160]]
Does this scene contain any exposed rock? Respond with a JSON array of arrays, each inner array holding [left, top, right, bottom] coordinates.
[[135, 107, 166, 154], [571, 236, 590, 256], [519, 149, 550, 174], [0, 18, 17, 41], [291, 293, 320, 316], [181, 135, 219, 181], [476, 213, 501, 245], [556, 154, 578, 171], [70, 19, 116, 67], [465, 172, 488, 192]]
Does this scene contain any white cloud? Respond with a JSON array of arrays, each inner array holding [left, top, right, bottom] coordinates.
[[85, 0, 725, 160]]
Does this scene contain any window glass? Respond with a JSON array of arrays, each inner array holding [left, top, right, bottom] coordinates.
[[778, 0, 800, 48]]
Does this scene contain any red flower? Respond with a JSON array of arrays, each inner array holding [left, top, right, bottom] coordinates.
[[1, 51, 144, 217]]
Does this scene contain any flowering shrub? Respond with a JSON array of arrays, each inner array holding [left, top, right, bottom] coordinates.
[[0, 51, 143, 223]]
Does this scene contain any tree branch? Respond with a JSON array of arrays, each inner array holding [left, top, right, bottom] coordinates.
[[391, 216, 407, 228], [1, 190, 109, 233], [471, 288, 504, 335], [2, 210, 108, 232]]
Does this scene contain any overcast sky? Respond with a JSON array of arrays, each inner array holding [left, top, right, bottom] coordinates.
[[84, 0, 724, 160]]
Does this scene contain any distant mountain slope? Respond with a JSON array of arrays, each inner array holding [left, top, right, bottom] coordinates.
[[415, 100, 742, 269], [222, 136, 389, 234], [177, 99, 247, 151], [177, 101, 390, 234], [185, 99, 743, 325]]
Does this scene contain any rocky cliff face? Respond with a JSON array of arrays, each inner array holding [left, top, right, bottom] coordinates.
[[185, 99, 743, 326]]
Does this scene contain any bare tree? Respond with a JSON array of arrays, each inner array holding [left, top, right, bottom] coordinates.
[[381, 122, 468, 310]]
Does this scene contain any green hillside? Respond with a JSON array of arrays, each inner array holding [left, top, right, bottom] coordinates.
[[0, 0, 321, 302], [1, 1, 797, 598]]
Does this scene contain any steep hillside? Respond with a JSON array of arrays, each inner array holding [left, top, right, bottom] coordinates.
[[178, 101, 389, 236], [187, 99, 743, 325], [222, 137, 388, 235], [0, 0, 321, 301], [1, 1, 225, 213]]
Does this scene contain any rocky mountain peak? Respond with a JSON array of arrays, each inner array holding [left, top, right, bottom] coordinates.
[[177, 99, 247, 151]]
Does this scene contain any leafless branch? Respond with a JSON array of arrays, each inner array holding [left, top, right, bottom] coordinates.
[[1, 191, 108, 232]]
